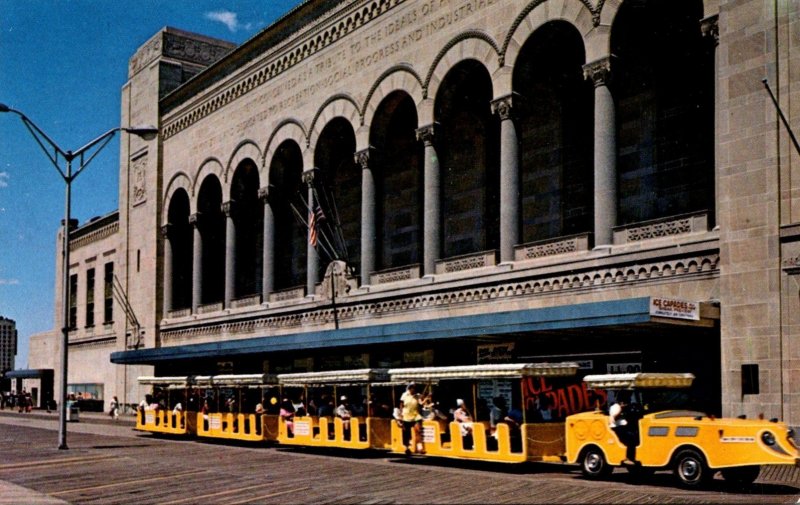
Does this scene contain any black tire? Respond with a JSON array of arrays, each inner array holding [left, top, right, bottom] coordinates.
[[721, 466, 759, 487], [580, 446, 613, 479], [672, 449, 711, 488]]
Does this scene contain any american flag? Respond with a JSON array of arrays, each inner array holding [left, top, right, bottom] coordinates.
[[308, 204, 326, 247]]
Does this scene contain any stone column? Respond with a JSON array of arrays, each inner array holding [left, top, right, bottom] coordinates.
[[417, 124, 440, 276], [492, 95, 520, 263], [222, 201, 236, 307], [357, 148, 375, 285], [259, 187, 274, 301], [189, 213, 202, 312], [701, 14, 720, 229], [583, 57, 617, 249], [161, 224, 173, 316], [303, 170, 319, 295]]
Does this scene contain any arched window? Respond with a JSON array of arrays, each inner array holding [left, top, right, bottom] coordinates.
[[269, 140, 307, 290], [435, 59, 499, 258], [369, 91, 423, 270], [514, 21, 593, 243], [230, 160, 262, 298], [612, 0, 713, 224], [196, 176, 224, 304], [167, 189, 191, 310]]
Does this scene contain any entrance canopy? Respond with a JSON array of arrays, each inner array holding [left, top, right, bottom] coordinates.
[[111, 297, 718, 366]]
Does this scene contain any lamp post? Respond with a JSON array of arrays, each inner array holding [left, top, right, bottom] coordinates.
[[0, 103, 157, 449]]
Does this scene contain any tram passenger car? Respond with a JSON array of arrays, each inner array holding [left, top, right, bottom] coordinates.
[[565, 373, 800, 487], [387, 362, 579, 463], [276, 368, 396, 450], [135, 376, 196, 435]]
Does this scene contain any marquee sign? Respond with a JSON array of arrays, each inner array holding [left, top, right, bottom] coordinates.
[[649, 297, 700, 321]]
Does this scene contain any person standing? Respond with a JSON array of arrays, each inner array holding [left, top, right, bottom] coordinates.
[[109, 396, 119, 420], [399, 383, 424, 455]]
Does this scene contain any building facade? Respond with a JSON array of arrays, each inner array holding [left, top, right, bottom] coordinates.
[[0, 317, 17, 374], [30, 0, 797, 425]]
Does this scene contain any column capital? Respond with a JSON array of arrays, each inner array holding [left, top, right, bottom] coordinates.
[[221, 200, 237, 217], [491, 94, 516, 121], [302, 168, 319, 185], [257, 186, 270, 202], [415, 124, 436, 146], [354, 147, 372, 170], [160, 224, 172, 239], [583, 56, 614, 87], [188, 212, 202, 226], [700, 14, 719, 46]]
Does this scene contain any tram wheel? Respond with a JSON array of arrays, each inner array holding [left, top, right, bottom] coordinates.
[[580, 446, 612, 479], [672, 449, 711, 488], [720, 466, 759, 488]]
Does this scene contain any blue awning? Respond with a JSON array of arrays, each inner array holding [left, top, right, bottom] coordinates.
[[111, 297, 654, 365]]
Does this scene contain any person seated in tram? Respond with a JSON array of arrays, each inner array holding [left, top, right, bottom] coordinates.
[[336, 395, 353, 439], [317, 394, 334, 417], [453, 398, 474, 449], [280, 397, 296, 437]]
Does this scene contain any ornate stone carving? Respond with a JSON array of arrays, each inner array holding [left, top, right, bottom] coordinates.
[[515, 234, 591, 261], [128, 35, 163, 77], [161, 252, 721, 343], [231, 294, 262, 309], [302, 169, 318, 185], [354, 148, 371, 170], [69, 221, 119, 251], [221, 200, 237, 217], [197, 302, 224, 314], [317, 260, 358, 300], [436, 251, 497, 274], [371, 265, 421, 285], [167, 308, 192, 319], [189, 213, 202, 226], [160, 224, 171, 239], [269, 286, 306, 302], [700, 15, 719, 46], [583, 57, 613, 87], [163, 32, 234, 68], [258, 186, 270, 202], [415, 124, 435, 146], [131, 154, 148, 206], [491, 95, 514, 121]]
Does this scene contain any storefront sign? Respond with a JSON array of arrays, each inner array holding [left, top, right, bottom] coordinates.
[[477, 342, 515, 364], [606, 362, 642, 374], [650, 297, 699, 321]]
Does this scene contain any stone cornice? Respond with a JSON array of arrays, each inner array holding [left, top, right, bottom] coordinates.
[[161, 250, 720, 343], [162, 0, 406, 140], [70, 221, 119, 251]]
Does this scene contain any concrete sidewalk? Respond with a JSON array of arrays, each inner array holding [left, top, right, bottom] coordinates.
[[0, 407, 136, 426], [0, 480, 68, 505]]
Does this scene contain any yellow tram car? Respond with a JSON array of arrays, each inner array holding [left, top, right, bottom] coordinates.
[[565, 373, 800, 487], [387, 362, 579, 464]]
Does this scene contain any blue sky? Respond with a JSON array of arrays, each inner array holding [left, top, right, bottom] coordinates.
[[0, 0, 302, 369]]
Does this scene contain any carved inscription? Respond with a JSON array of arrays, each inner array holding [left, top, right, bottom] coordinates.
[[261, 0, 499, 119]]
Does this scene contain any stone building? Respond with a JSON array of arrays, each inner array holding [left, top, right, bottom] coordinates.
[[29, 0, 798, 425], [0, 316, 17, 373]]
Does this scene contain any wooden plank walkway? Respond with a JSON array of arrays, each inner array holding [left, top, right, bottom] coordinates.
[[0, 412, 798, 504]]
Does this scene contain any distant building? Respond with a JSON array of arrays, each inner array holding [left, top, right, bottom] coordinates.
[[0, 316, 17, 372]]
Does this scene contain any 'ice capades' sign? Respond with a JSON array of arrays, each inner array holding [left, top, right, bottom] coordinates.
[[649, 297, 700, 321]]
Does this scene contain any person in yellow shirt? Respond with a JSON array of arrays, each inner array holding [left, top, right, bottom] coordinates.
[[399, 383, 424, 455]]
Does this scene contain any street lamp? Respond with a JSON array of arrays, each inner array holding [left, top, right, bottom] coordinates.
[[0, 102, 157, 449]]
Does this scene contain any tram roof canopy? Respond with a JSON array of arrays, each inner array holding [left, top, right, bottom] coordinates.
[[137, 373, 278, 387], [583, 373, 695, 389], [278, 368, 390, 386], [388, 362, 579, 382], [137, 376, 193, 386]]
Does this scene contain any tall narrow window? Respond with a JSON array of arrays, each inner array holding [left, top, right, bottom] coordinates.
[[85, 268, 95, 328], [104, 262, 114, 324], [68, 273, 78, 330]]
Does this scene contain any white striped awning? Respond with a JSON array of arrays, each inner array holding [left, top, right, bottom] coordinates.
[[137, 376, 192, 387], [583, 373, 695, 389], [388, 362, 579, 382], [278, 368, 390, 386]]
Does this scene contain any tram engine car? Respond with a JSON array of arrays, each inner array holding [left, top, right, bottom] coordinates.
[[565, 373, 800, 488]]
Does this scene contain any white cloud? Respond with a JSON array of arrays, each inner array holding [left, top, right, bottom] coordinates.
[[0, 171, 8, 188], [0, 278, 19, 285], [205, 10, 253, 32]]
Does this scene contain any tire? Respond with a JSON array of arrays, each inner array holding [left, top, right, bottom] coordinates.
[[672, 449, 711, 488], [580, 446, 613, 479], [720, 466, 759, 487]]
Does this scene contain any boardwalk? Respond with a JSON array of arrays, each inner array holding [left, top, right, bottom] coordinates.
[[0, 411, 798, 504]]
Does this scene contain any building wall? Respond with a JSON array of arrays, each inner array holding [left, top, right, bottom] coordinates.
[[0, 317, 16, 372]]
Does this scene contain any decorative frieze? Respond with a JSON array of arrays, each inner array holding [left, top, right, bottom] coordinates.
[[69, 221, 119, 251], [269, 286, 306, 302], [161, 251, 720, 344], [167, 308, 192, 319], [583, 56, 613, 87], [435, 250, 497, 274], [231, 294, 262, 309], [197, 302, 224, 314], [614, 212, 708, 244], [370, 264, 421, 285], [515, 234, 591, 261]]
